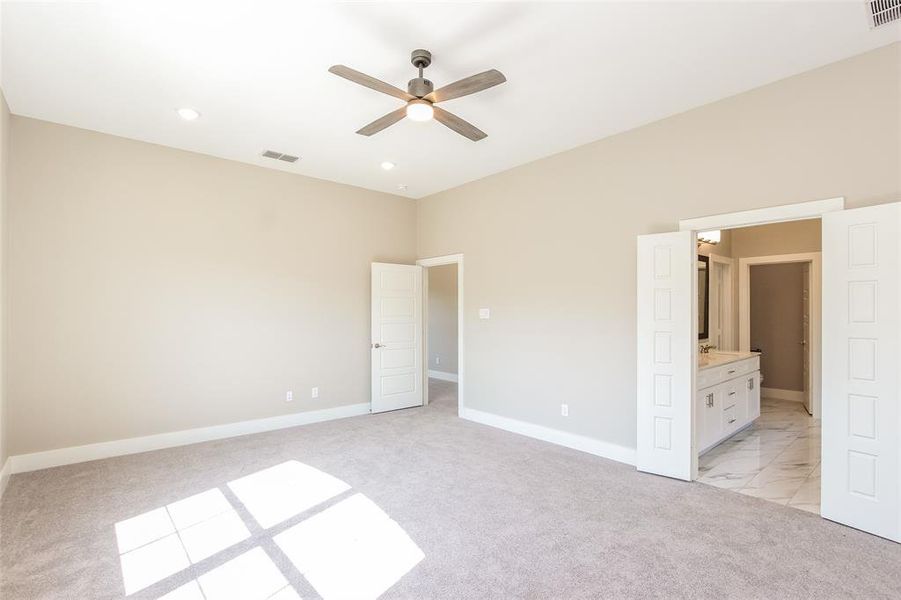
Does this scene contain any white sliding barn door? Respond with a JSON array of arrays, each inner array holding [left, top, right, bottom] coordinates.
[[371, 263, 423, 414], [637, 231, 696, 480], [822, 203, 900, 542]]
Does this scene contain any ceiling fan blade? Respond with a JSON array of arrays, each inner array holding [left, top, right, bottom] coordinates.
[[424, 69, 506, 103], [329, 65, 414, 102], [356, 107, 407, 136], [433, 106, 487, 141]]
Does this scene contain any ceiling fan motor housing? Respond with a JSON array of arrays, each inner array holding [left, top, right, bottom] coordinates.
[[408, 49, 434, 98], [408, 77, 434, 98]]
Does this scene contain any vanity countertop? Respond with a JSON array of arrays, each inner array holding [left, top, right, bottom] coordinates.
[[698, 350, 760, 371]]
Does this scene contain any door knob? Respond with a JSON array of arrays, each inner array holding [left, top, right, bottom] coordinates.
[[372, 343, 386, 349]]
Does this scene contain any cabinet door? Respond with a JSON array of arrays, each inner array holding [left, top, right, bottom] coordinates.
[[746, 372, 761, 420], [702, 386, 721, 450]]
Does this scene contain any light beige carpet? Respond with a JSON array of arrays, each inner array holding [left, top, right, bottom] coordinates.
[[3, 379, 901, 599]]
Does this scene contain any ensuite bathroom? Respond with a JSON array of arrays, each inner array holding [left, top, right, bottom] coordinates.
[[693, 220, 822, 513]]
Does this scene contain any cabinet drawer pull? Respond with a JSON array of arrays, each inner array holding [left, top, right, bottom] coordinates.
[[728, 391, 736, 396], [727, 369, 736, 374], [728, 418, 736, 424], [748, 378, 755, 390]]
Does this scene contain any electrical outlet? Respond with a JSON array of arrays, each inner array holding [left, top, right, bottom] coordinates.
[[561, 403, 569, 417], [311, 387, 319, 399], [435, 356, 440, 365], [286, 390, 293, 402]]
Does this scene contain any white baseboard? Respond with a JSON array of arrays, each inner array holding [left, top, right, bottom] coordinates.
[[0, 457, 11, 501], [762, 387, 805, 402], [10, 403, 371, 475], [461, 407, 635, 466], [428, 370, 458, 383]]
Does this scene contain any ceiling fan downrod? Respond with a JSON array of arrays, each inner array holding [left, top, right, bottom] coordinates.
[[408, 49, 434, 99]]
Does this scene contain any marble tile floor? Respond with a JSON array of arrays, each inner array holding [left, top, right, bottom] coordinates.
[[698, 397, 821, 513]]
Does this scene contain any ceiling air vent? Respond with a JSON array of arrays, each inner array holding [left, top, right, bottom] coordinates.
[[869, 0, 900, 27], [261, 150, 300, 163]]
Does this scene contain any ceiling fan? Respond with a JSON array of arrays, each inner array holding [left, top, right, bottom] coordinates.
[[328, 49, 506, 141]]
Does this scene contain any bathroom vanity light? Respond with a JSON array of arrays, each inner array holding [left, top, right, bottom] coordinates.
[[697, 230, 721, 245]]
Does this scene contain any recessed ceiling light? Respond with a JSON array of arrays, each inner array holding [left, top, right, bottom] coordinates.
[[381, 161, 395, 171], [176, 108, 200, 121]]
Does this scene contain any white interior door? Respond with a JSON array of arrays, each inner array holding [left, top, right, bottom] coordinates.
[[801, 262, 811, 414], [371, 263, 423, 414], [822, 202, 900, 542], [637, 231, 696, 480]]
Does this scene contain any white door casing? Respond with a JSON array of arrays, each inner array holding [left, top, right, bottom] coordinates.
[[822, 202, 900, 542], [637, 231, 696, 480], [802, 262, 811, 414], [417, 253, 465, 416], [738, 252, 822, 418], [709, 255, 734, 351], [371, 263, 423, 414]]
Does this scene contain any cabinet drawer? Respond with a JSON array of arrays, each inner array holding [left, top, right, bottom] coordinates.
[[722, 383, 740, 409], [697, 356, 759, 388], [723, 404, 739, 431]]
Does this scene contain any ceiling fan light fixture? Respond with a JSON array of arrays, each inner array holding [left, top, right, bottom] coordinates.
[[406, 100, 433, 122]]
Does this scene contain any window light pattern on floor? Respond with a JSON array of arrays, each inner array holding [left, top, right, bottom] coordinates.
[[114, 460, 424, 599], [227, 460, 350, 529], [276, 493, 425, 600]]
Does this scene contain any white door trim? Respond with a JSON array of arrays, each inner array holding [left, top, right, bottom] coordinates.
[[679, 197, 844, 231], [708, 254, 735, 351], [670, 196, 843, 483], [416, 253, 464, 418], [738, 252, 821, 418]]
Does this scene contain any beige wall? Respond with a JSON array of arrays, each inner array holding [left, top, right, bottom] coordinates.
[[0, 91, 9, 468], [7, 117, 416, 455], [732, 219, 821, 258], [720, 218, 822, 350], [427, 264, 458, 375], [750, 263, 805, 391], [417, 44, 900, 450]]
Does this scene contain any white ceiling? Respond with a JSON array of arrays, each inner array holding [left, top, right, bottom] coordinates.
[[2, 1, 898, 198]]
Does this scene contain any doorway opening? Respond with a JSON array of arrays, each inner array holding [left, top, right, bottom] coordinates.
[[638, 197, 901, 542], [417, 254, 464, 417], [695, 221, 822, 513]]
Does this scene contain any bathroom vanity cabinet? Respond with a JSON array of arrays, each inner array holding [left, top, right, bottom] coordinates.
[[696, 352, 761, 454]]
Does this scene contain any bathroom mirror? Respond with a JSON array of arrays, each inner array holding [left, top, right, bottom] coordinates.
[[698, 255, 709, 340]]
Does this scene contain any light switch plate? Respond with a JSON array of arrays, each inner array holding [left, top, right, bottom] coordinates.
[[479, 308, 490, 320], [311, 387, 319, 399]]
